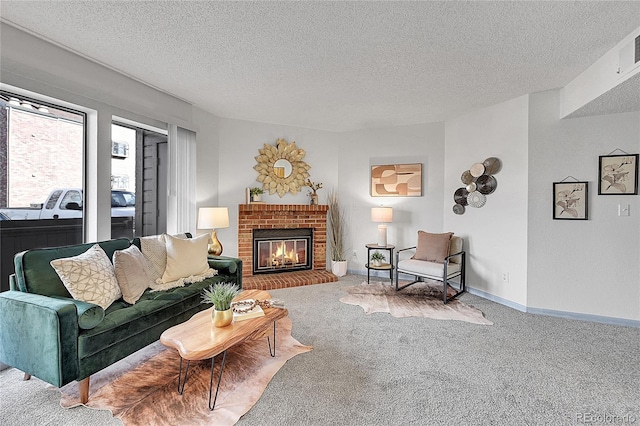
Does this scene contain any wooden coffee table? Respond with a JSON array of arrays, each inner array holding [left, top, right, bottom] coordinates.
[[160, 289, 288, 410]]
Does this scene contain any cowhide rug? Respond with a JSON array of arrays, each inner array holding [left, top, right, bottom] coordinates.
[[340, 282, 492, 325], [52, 318, 311, 425]]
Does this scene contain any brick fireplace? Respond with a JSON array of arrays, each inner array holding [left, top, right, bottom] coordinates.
[[238, 204, 338, 290]]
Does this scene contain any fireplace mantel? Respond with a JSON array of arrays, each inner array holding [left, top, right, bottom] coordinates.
[[238, 204, 329, 278]]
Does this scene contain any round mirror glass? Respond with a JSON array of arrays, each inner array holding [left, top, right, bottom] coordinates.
[[273, 158, 293, 178]]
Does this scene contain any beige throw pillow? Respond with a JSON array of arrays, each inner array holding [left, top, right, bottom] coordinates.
[[51, 244, 122, 310], [157, 233, 215, 290], [412, 231, 453, 263], [140, 235, 168, 283], [113, 245, 153, 304]]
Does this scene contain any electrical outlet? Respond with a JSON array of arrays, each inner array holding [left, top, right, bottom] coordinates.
[[501, 272, 509, 284], [618, 204, 630, 217], [352, 250, 357, 257]]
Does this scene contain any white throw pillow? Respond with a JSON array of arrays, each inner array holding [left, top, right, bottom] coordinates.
[[51, 244, 122, 310], [113, 245, 154, 304], [157, 233, 215, 289]]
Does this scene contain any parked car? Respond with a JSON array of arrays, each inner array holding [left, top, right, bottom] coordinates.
[[0, 189, 135, 220]]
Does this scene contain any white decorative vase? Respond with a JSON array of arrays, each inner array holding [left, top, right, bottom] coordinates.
[[331, 260, 347, 277]]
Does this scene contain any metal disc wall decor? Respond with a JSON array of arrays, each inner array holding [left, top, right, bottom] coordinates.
[[461, 170, 474, 184], [470, 163, 485, 177], [476, 175, 497, 194], [451, 157, 501, 214], [483, 157, 502, 174], [467, 192, 487, 208], [454, 188, 469, 205]]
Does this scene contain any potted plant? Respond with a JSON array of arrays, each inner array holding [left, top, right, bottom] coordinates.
[[304, 179, 323, 205], [370, 251, 386, 267], [327, 189, 348, 277], [201, 282, 241, 327], [249, 187, 264, 202]]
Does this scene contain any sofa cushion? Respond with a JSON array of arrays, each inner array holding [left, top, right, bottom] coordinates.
[[113, 245, 153, 304], [50, 244, 122, 310], [412, 231, 453, 263], [157, 233, 214, 289]]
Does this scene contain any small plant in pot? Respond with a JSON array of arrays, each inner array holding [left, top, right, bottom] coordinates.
[[370, 251, 386, 267], [249, 187, 264, 202], [201, 282, 241, 327]]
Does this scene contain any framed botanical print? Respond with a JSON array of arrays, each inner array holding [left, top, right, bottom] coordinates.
[[553, 182, 588, 220], [598, 154, 638, 195], [370, 163, 422, 197]]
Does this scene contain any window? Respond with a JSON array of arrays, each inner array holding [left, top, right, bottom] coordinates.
[[112, 140, 129, 158], [0, 90, 86, 291]]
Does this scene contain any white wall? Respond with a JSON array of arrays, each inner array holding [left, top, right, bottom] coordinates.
[[443, 95, 530, 307], [529, 90, 640, 321], [214, 118, 340, 258], [338, 123, 446, 273]]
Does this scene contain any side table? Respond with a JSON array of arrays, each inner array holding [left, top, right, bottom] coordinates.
[[365, 244, 395, 284]]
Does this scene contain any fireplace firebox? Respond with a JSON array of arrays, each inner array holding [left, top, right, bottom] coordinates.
[[252, 228, 313, 274]]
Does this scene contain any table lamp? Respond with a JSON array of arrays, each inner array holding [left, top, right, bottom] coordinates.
[[197, 207, 230, 255], [371, 206, 393, 247]]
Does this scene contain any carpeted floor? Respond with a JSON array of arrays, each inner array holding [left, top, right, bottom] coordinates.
[[1, 274, 638, 425]]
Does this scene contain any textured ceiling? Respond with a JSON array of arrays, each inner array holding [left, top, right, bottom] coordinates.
[[1, 1, 639, 132]]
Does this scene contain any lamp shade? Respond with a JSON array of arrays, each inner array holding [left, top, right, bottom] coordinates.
[[371, 207, 393, 223], [197, 207, 229, 229]]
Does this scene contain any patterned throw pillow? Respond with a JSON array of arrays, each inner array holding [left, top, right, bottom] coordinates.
[[113, 245, 154, 304], [50, 244, 122, 310], [139, 235, 168, 283]]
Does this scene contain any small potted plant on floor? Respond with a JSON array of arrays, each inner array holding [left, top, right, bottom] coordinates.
[[370, 251, 386, 267], [249, 187, 264, 202], [201, 282, 241, 327]]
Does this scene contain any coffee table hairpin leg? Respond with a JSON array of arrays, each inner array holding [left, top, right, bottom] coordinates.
[[177, 358, 190, 395], [208, 351, 227, 411], [267, 321, 276, 357]]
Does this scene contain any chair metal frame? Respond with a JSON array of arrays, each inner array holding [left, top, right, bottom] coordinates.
[[394, 245, 466, 304]]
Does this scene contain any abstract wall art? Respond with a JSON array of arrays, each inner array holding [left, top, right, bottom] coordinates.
[[370, 163, 422, 197]]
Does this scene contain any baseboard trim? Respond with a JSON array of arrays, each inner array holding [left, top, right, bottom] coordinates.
[[467, 287, 639, 328], [525, 307, 640, 328], [466, 287, 527, 312]]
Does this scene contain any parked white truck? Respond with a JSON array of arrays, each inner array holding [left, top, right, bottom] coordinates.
[[0, 189, 135, 220]]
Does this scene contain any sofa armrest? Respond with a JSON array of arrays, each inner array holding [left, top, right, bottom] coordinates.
[[208, 256, 243, 289], [0, 291, 79, 387], [50, 296, 105, 330]]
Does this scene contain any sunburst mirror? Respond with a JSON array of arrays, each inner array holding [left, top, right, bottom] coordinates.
[[254, 138, 311, 197]]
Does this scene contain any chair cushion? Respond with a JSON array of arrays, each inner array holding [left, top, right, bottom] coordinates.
[[50, 244, 122, 310], [412, 231, 453, 263], [398, 258, 461, 279]]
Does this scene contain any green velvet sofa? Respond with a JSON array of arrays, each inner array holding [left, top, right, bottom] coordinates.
[[0, 235, 242, 402]]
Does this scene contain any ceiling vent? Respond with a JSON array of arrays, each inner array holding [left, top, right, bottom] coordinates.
[[618, 34, 640, 77]]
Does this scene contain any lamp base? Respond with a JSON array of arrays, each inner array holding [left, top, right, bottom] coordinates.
[[377, 224, 388, 247], [208, 230, 223, 256]]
